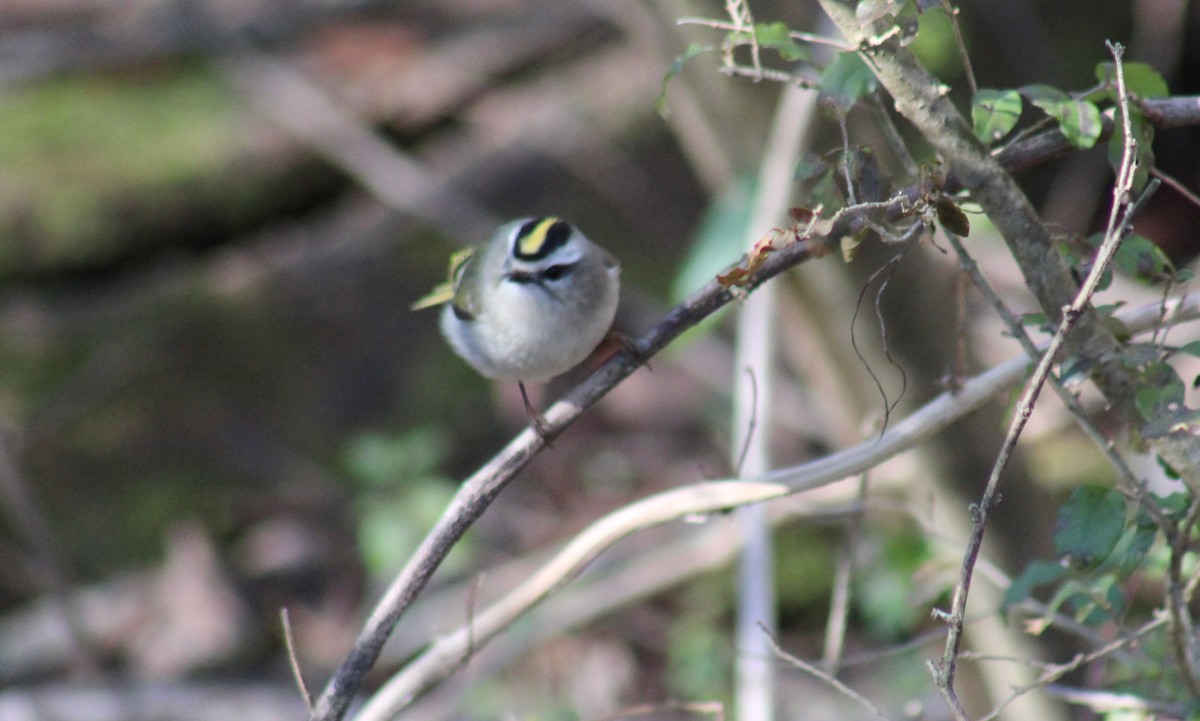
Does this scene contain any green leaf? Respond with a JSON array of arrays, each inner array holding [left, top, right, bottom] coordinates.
[[1135, 360, 1185, 423], [1057, 100, 1102, 149], [1020, 84, 1102, 149], [1095, 61, 1169, 98], [1020, 83, 1072, 109], [671, 175, 754, 304], [794, 153, 828, 183], [1066, 574, 1123, 625], [846, 146, 890, 202], [1142, 406, 1200, 439], [1115, 508, 1158, 576], [1094, 504, 1158, 577], [1042, 578, 1094, 622], [796, 154, 843, 212], [819, 51, 878, 112], [1055, 355, 1092, 386], [1053, 486, 1126, 568], [840, 227, 869, 262], [1113, 234, 1173, 282], [1150, 490, 1191, 519], [657, 44, 714, 119], [1177, 340, 1200, 358], [754, 22, 809, 61], [971, 89, 1022, 143], [1121, 342, 1162, 368], [1003, 560, 1067, 610], [1156, 455, 1182, 481], [1020, 311, 1051, 332]]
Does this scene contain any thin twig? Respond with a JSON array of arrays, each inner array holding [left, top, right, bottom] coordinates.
[[942, 230, 1141, 491], [722, 63, 820, 86], [931, 40, 1157, 719], [1165, 493, 1200, 697], [870, 95, 920, 178], [977, 614, 1169, 721], [849, 249, 912, 438], [941, 1, 977, 96], [1042, 684, 1188, 717], [949, 264, 968, 391], [676, 16, 852, 49], [221, 49, 498, 241], [281, 608, 314, 710], [733, 368, 759, 477], [836, 111, 858, 206], [597, 700, 725, 721], [1102, 42, 1140, 241], [721, 0, 761, 78], [822, 474, 866, 672], [1150, 166, 1200, 211], [760, 623, 892, 721]]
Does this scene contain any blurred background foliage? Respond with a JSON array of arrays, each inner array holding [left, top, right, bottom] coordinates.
[[1, 0, 1199, 719]]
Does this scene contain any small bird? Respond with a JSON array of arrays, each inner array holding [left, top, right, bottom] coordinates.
[[414, 217, 621, 435]]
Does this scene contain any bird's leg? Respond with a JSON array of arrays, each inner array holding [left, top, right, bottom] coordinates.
[[519, 381, 552, 441]]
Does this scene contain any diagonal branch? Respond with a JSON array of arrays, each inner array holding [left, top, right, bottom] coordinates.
[[930, 41, 1157, 719], [304, 232, 816, 721]]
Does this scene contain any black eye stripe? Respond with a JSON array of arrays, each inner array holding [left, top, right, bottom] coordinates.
[[513, 218, 572, 261], [541, 263, 573, 280]]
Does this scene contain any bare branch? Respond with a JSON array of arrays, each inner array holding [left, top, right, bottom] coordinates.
[[941, 2, 977, 96], [760, 623, 892, 721], [354, 483, 790, 721], [941, 230, 1141, 490], [1043, 685, 1188, 717], [597, 700, 726, 721], [978, 614, 1169, 721], [280, 608, 313, 711], [821, 474, 866, 672], [676, 16, 852, 50], [221, 50, 498, 242], [1166, 493, 1200, 697]]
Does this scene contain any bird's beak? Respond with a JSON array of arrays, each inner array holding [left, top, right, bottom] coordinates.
[[505, 267, 537, 284]]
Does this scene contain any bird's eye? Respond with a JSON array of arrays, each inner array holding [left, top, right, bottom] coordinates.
[[541, 264, 571, 281]]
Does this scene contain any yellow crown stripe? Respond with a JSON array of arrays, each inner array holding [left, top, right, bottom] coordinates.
[[516, 217, 563, 258]]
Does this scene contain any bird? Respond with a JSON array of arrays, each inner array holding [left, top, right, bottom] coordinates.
[[414, 217, 620, 436]]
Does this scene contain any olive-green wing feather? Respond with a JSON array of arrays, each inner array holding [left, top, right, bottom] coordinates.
[[410, 248, 475, 311]]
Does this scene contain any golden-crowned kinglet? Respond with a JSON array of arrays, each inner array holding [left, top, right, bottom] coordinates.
[[414, 217, 620, 430]]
